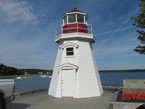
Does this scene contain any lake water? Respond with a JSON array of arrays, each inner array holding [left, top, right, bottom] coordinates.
[[14, 72, 145, 93]]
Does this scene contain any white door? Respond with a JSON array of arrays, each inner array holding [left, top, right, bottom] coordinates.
[[62, 69, 74, 97]]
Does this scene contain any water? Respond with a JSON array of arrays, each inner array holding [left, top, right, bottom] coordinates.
[[14, 75, 51, 93], [14, 72, 145, 93], [100, 72, 145, 86]]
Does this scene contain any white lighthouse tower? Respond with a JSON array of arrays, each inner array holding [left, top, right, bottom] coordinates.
[[48, 8, 103, 98]]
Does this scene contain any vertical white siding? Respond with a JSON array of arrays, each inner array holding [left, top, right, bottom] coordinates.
[[49, 35, 103, 98], [56, 68, 62, 97], [74, 70, 80, 98], [90, 44, 103, 95], [48, 45, 62, 97], [78, 41, 102, 97]]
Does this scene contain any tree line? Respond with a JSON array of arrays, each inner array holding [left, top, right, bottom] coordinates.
[[0, 64, 22, 76], [0, 64, 52, 76]]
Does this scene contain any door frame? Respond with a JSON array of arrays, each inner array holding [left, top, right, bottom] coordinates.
[[57, 63, 78, 97], [61, 69, 74, 97]]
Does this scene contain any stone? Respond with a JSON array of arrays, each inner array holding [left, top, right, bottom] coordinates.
[[123, 80, 145, 93]]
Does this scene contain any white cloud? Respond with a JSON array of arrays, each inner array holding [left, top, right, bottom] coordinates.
[[94, 4, 139, 37], [94, 32, 138, 57], [0, 1, 38, 24], [0, 21, 57, 69], [93, 6, 140, 58], [95, 25, 132, 36], [0, 36, 55, 69]]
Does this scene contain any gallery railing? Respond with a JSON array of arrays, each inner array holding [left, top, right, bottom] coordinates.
[[55, 24, 95, 40]]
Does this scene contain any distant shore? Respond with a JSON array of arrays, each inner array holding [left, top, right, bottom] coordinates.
[[1, 69, 145, 79], [0, 75, 29, 79], [99, 69, 145, 73]]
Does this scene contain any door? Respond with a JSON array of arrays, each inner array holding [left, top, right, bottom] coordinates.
[[62, 69, 74, 97]]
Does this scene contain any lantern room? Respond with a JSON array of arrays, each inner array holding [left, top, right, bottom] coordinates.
[[62, 8, 88, 33]]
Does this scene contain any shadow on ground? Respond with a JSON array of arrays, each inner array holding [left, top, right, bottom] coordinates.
[[6, 103, 31, 109]]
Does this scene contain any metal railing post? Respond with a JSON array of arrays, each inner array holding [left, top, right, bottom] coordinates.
[[77, 23, 78, 32], [61, 24, 63, 34]]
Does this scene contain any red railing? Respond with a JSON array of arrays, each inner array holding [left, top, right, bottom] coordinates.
[[63, 23, 87, 33], [56, 24, 95, 40]]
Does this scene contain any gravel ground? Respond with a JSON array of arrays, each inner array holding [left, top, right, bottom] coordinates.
[[7, 90, 115, 109]]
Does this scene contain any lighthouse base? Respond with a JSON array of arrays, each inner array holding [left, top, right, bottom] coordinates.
[[48, 63, 103, 98], [48, 40, 103, 98]]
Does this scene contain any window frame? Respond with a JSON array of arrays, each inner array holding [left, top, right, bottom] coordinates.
[[68, 14, 76, 23], [66, 47, 74, 56], [63, 13, 87, 25], [63, 15, 67, 25]]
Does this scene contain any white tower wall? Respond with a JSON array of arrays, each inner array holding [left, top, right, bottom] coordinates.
[[78, 40, 103, 97], [48, 45, 62, 97], [49, 38, 103, 98], [91, 46, 103, 95]]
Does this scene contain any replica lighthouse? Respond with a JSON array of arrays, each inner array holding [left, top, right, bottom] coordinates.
[[48, 8, 103, 98]]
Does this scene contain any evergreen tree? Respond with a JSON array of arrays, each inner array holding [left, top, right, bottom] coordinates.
[[130, 0, 145, 54]]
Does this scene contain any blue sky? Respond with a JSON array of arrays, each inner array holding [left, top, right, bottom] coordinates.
[[0, 0, 144, 70]]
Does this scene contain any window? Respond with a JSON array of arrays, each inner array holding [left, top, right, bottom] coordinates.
[[63, 15, 67, 24], [68, 14, 75, 23], [77, 14, 84, 23], [66, 47, 74, 56]]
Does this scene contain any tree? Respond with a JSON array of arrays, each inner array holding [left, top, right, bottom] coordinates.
[[130, 0, 145, 54]]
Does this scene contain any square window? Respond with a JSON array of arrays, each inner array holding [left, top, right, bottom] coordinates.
[[66, 47, 74, 56], [67, 52, 74, 56], [66, 48, 73, 51]]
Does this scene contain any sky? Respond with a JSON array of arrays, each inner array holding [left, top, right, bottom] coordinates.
[[0, 0, 144, 70]]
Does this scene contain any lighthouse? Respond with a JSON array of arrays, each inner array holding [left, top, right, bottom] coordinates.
[[48, 8, 103, 98]]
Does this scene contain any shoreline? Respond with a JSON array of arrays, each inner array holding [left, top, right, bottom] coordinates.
[[0, 75, 27, 79], [99, 69, 145, 73], [14, 86, 122, 96], [0, 74, 33, 79]]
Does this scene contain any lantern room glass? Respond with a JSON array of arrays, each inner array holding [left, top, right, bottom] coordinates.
[[63, 16, 67, 25], [63, 13, 87, 25], [68, 14, 75, 23], [77, 14, 84, 23]]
